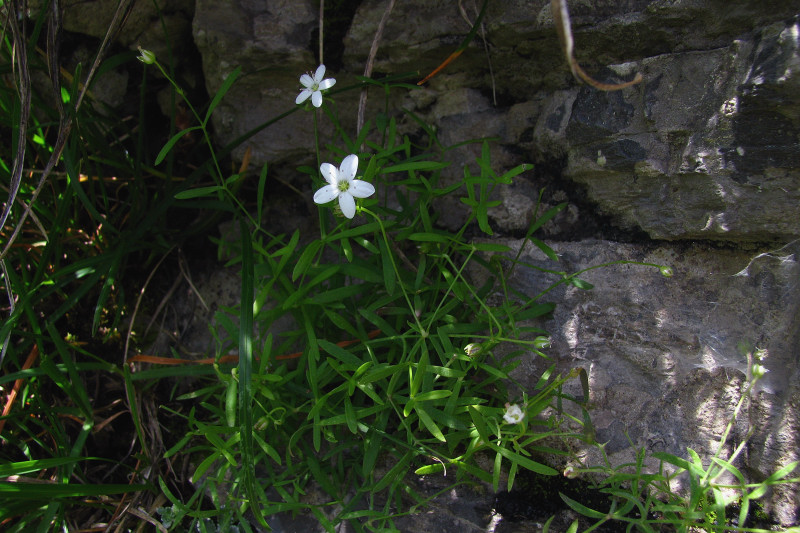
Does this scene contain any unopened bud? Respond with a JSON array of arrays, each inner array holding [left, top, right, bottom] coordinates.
[[464, 343, 481, 357], [137, 47, 156, 65], [659, 265, 673, 278], [534, 336, 551, 349]]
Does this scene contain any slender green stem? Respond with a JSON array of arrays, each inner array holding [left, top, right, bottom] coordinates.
[[706, 351, 763, 485], [314, 108, 328, 239], [361, 207, 424, 335], [152, 60, 226, 187]]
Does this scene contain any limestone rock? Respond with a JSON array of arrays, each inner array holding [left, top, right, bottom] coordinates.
[[343, 1, 800, 242], [192, 0, 327, 166], [549, 21, 800, 241], [59, 0, 195, 59], [484, 238, 800, 525]]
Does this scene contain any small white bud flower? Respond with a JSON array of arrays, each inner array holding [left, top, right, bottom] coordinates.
[[503, 403, 525, 425], [137, 47, 156, 65]]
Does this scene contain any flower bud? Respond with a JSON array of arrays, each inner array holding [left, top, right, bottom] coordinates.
[[534, 336, 551, 349], [137, 47, 156, 65], [752, 364, 768, 379], [659, 265, 673, 278], [464, 343, 481, 357]]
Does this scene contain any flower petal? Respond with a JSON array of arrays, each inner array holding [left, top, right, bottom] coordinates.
[[313, 64, 326, 82], [300, 73, 314, 88], [318, 78, 336, 91], [339, 154, 359, 181], [313, 185, 339, 205], [319, 163, 338, 185], [338, 192, 356, 219], [311, 90, 323, 108], [295, 89, 312, 104], [348, 180, 375, 198]]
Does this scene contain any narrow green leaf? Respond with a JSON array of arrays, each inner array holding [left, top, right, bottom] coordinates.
[[471, 242, 511, 252], [468, 405, 490, 444], [174, 185, 222, 199], [414, 463, 445, 476], [204, 67, 241, 125], [256, 163, 268, 225], [380, 238, 396, 295], [493, 450, 502, 492], [318, 339, 362, 367], [344, 397, 358, 434], [413, 389, 452, 402], [569, 277, 594, 290], [292, 239, 322, 281], [410, 344, 429, 397], [507, 460, 518, 492], [239, 217, 267, 528], [381, 160, 450, 173], [415, 405, 446, 442], [225, 375, 237, 427], [156, 126, 202, 165], [362, 431, 382, 478], [374, 451, 412, 492], [498, 163, 533, 183], [283, 265, 339, 309], [407, 232, 450, 243], [0, 458, 87, 477], [488, 442, 558, 476], [559, 492, 606, 519], [711, 457, 745, 484], [0, 482, 147, 498], [530, 236, 559, 261]]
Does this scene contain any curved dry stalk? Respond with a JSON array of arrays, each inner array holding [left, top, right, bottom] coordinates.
[[319, 0, 324, 64], [0, 0, 32, 233], [552, 0, 642, 91], [357, 0, 397, 139], [459, 0, 496, 105]]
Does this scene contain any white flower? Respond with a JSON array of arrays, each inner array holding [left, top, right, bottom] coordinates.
[[503, 403, 525, 424], [313, 154, 375, 219], [295, 64, 336, 108]]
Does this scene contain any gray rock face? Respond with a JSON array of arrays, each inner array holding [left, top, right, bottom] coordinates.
[[487, 238, 800, 525], [60, 0, 195, 60], [185, 0, 800, 242], [192, 0, 338, 167], [554, 21, 800, 241]]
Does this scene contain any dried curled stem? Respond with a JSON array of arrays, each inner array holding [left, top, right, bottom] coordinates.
[[358, 0, 398, 138], [552, 0, 642, 91]]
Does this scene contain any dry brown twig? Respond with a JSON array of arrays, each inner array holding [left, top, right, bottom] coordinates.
[[552, 0, 642, 91]]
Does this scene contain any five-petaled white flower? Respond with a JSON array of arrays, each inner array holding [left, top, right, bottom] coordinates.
[[503, 403, 525, 425], [296, 65, 336, 108], [313, 154, 375, 219]]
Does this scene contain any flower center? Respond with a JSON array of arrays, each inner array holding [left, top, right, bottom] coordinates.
[[337, 180, 350, 192]]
